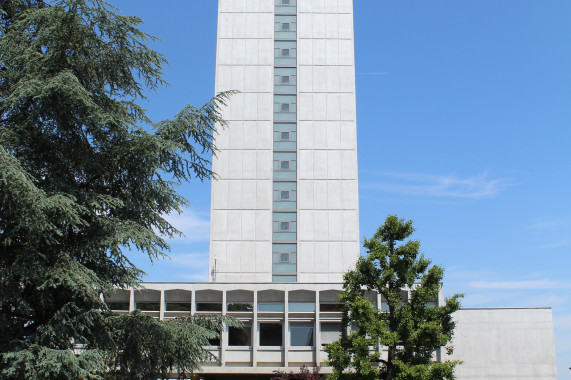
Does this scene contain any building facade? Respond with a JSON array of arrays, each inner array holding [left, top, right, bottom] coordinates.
[[210, 0, 360, 284]]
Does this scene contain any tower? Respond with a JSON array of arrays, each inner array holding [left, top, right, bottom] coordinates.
[[210, 0, 360, 283]]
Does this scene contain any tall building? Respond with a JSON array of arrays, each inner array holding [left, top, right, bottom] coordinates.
[[210, 0, 360, 284], [107, 1, 558, 378]]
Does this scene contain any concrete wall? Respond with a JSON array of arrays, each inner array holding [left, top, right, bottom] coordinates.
[[210, 0, 360, 283], [296, 0, 360, 283], [450, 308, 558, 379]]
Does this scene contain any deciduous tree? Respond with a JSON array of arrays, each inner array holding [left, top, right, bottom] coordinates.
[[326, 215, 462, 380]]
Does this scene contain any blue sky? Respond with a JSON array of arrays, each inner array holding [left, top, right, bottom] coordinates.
[[111, 1, 570, 377]]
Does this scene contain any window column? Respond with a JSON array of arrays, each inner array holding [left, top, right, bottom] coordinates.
[[273, 0, 298, 283]]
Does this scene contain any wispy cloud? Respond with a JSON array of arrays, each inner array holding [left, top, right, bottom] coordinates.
[[469, 279, 571, 290], [164, 209, 210, 242], [166, 252, 209, 282], [361, 171, 511, 199], [527, 218, 570, 231]]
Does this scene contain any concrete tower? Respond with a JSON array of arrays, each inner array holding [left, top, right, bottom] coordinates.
[[210, 0, 360, 283]]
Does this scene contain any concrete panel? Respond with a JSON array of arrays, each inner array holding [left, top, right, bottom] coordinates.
[[325, 14, 339, 39], [256, 150, 272, 179], [450, 308, 558, 380], [325, 39, 339, 66], [313, 122, 327, 149], [211, 211, 228, 241], [298, 39, 313, 65], [242, 150, 257, 179], [255, 210, 272, 240], [242, 181, 257, 209], [226, 212, 242, 240], [298, 180, 314, 210], [326, 122, 341, 150], [227, 150, 243, 179], [298, 150, 314, 179], [256, 181, 272, 209], [227, 180, 242, 210]]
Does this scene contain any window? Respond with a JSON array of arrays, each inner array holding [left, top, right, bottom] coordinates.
[[229, 324, 252, 346], [207, 336, 220, 346], [279, 160, 290, 170], [280, 103, 290, 112], [279, 221, 290, 231], [135, 302, 160, 311], [227, 302, 253, 312], [281, 48, 290, 57], [258, 302, 285, 312], [281, 0, 290, 4], [280, 131, 290, 140], [281, 22, 290, 31], [259, 323, 283, 346], [280, 190, 290, 200], [166, 302, 191, 312], [320, 303, 343, 312], [107, 302, 129, 311], [321, 322, 341, 345], [289, 302, 315, 312], [290, 322, 314, 346], [196, 302, 222, 312], [279, 252, 290, 262], [280, 75, 290, 84]]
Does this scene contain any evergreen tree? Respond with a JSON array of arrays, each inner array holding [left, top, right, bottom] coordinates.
[[326, 215, 462, 380], [0, 0, 231, 378]]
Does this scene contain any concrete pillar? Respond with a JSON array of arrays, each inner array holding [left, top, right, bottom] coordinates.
[[284, 290, 289, 367], [253, 290, 258, 366], [377, 292, 382, 354], [159, 290, 165, 320], [190, 290, 196, 316], [221, 290, 227, 366], [129, 288, 135, 312], [315, 290, 320, 365]]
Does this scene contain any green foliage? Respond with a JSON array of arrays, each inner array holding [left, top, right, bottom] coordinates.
[[325, 215, 462, 380], [0, 0, 231, 378], [102, 312, 241, 380]]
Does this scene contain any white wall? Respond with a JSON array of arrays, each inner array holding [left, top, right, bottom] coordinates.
[[450, 308, 558, 379], [211, 0, 275, 282]]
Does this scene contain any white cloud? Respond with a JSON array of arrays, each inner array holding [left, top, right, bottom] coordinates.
[[469, 279, 571, 290], [361, 171, 511, 199], [164, 209, 210, 242]]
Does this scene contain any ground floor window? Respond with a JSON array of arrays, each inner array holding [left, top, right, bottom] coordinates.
[[321, 322, 341, 345], [228, 323, 252, 346], [290, 322, 314, 346], [259, 323, 283, 346]]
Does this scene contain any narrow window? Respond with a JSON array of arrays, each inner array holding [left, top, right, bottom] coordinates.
[[279, 221, 290, 231], [280, 131, 290, 140], [279, 253, 290, 263], [280, 160, 290, 170], [280, 103, 290, 112], [281, 75, 290, 84], [281, 0, 290, 4], [280, 190, 290, 200], [281, 22, 290, 31], [281, 48, 290, 57]]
